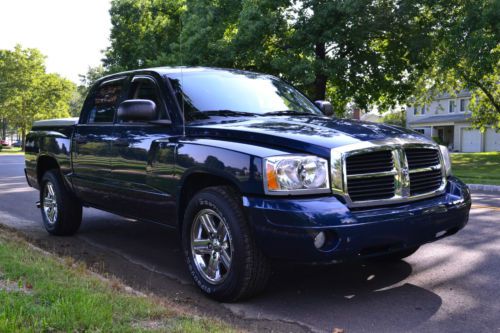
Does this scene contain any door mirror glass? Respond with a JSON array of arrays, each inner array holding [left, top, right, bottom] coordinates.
[[314, 100, 334, 117], [117, 99, 157, 122]]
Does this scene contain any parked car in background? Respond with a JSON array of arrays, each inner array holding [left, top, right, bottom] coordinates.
[[12, 140, 22, 148], [25, 67, 471, 301], [0, 139, 10, 146]]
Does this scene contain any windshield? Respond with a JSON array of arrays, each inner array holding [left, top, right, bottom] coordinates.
[[168, 70, 322, 120]]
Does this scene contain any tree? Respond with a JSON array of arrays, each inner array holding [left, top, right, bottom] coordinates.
[[0, 45, 75, 149], [104, 0, 185, 72], [105, 0, 437, 114], [103, 0, 498, 125], [412, 0, 500, 129]]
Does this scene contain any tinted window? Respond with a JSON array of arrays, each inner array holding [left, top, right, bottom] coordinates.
[[168, 71, 321, 120], [88, 80, 123, 123], [128, 78, 163, 118], [130, 79, 158, 103]]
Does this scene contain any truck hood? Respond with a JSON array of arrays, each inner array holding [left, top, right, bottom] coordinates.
[[186, 115, 431, 156]]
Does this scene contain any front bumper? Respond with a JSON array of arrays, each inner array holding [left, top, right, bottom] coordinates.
[[243, 176, 471, 262]]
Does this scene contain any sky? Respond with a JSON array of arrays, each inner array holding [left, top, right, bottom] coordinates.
[[0, 0, 112, 83]]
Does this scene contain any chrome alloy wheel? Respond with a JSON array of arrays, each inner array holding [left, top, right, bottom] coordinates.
[[42, 182, 58, 225], [190, 208, 233, 284]]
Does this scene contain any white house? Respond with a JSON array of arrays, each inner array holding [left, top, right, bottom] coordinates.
[[406, 91, 500, 152]]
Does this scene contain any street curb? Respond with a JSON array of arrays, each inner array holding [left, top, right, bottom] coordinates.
[[467, 184, 500, 193]]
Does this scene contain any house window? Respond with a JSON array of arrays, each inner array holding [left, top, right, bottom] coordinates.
[[460, 99, 466, 112], [449, 100, 455, 113], [421, 105, 426, 115], [414, 129, 425, 134]]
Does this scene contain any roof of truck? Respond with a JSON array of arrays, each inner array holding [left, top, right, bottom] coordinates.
[[99, 66, 268, 82]]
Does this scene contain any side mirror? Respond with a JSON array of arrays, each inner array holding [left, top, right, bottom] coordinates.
[[117, 99, 157, 122], [314, 100, 334, 117]]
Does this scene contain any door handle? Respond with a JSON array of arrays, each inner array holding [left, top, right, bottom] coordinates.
[[113, 138, 130, 147]]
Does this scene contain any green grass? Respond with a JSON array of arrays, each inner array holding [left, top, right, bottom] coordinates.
[[451, 152, 500, 185], [0, 147, 23, 155], [0, 230, 233, 333]]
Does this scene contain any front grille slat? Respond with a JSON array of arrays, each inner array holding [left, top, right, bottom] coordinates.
[[409, 169, 443, 196], [342, 146, 444, 204], [345, 150, 395, 201], [405, 148, 442, 196]]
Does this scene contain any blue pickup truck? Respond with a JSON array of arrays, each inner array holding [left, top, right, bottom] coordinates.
[[25, 67, 471, 301]]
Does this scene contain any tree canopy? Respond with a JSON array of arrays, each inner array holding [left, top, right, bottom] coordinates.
[[0, 45, 75, 148], [104, 0, 499, 126]]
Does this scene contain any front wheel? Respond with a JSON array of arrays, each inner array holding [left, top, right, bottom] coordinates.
[[40, 170, 82, 236], [182, 186, 270, 302]]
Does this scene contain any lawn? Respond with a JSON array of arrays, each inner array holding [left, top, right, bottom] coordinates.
[[451, 152, 500, 185], [0, 228, 232, 333], [0, 147, 24, 155]]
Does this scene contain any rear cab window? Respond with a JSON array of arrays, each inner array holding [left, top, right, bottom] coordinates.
[[87, 78, 125, 124]]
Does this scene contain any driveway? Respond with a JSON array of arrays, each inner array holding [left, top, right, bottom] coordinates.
[[1, 155, 499, 332]]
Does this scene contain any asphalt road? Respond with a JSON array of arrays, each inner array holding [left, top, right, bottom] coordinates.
[[1, 154, 499, 333]]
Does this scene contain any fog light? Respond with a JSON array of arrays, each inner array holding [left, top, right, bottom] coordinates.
[[314, 231, 326, 249]]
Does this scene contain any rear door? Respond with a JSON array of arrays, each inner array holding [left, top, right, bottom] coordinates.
[[72, 77, 126, 206], [108, 75, 178, 224]]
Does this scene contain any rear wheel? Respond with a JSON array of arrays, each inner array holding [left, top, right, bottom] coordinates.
[[182, 186, 270, 302], [40, 170, 82, 235]]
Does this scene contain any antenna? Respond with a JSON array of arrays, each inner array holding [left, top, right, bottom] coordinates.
[[179, 16, 186, 137]]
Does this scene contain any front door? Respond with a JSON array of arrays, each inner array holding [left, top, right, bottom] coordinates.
[[72, 77, 126, 206], [108, 75, 178, 225]]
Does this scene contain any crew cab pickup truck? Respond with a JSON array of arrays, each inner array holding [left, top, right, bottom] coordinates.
[[25, 67, 471, 301]]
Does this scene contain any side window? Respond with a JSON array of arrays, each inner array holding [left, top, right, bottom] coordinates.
[[87, 79, 124, 123], [128, 77, 166, 119]]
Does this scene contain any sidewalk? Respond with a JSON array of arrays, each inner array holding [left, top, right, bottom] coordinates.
[[467, 184, 500, 193]]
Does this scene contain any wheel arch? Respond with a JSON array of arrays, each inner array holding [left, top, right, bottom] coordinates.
[[177, 170, 242, 230], [37, 154, 61, 185]]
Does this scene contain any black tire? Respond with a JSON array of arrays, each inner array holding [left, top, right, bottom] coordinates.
[[182, 186, 270, 302], [371, 246, 420, 262], [40, 169, 82, 236]]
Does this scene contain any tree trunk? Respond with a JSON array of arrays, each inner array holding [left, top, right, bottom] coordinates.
[[313, 42, 327, 101], [1, 118, 6, 140], [21, 128, 26, 152]]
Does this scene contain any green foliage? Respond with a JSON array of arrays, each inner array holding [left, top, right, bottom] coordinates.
[[103, 0, 498, 126], [382, 110, 407, 128], [0, 45, 76, 148], [104, 0, 185, 72], [105, 0, 438, 112], [412, 0, 500, 129]]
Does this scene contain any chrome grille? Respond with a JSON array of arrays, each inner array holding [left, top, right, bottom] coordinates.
[[332, 141, 446, 208], [405, 148, 443, 195], [346, 150, 393, 174], [405, 148, 441, 169], [345, 151, 395, 201], [347, 175, 395, 201], [409, 169, 443, 195]]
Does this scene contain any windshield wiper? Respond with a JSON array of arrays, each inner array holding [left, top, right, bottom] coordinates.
[[263, 110, 313, 116]]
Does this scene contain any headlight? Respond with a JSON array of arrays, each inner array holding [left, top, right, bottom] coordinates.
[[439, 145, 452, 176], [264, 155, 330, 194]]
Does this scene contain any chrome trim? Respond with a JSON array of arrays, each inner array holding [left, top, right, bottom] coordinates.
[[409, 165, 442, 174], [330, 138, 447, 208], [347, 170, 397, 179]]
